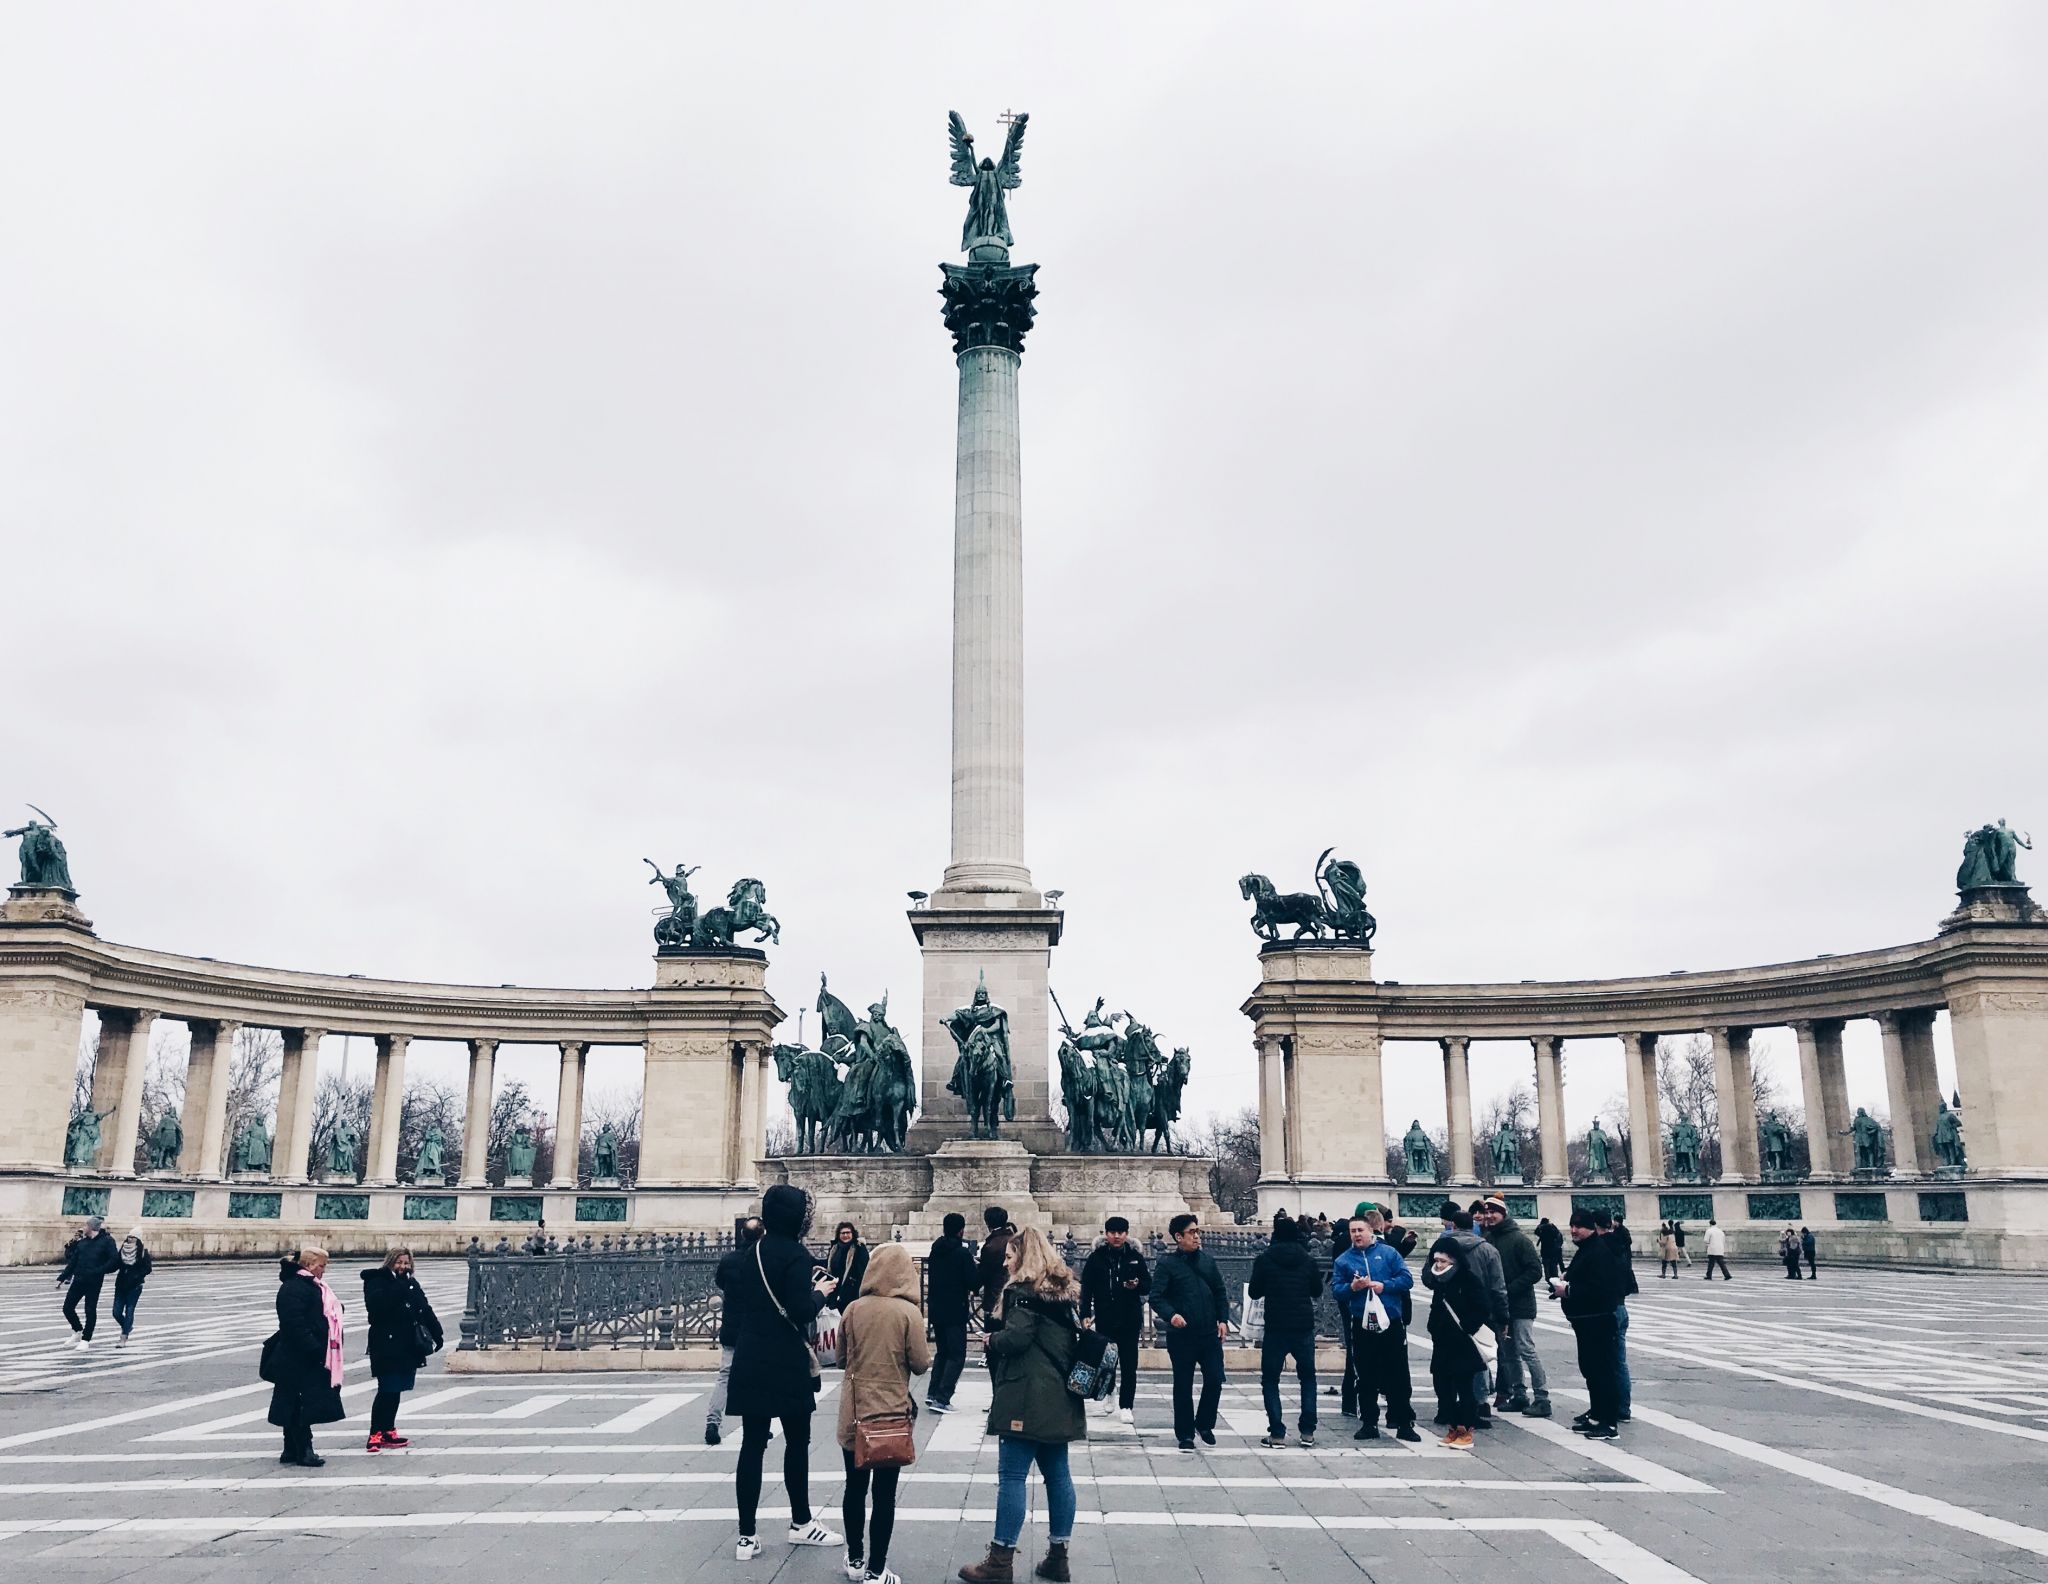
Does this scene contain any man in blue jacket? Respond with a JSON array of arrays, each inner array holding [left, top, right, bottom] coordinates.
[[1331, 1217, 1418, 1441]]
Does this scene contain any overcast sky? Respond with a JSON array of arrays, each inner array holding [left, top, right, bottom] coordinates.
[[7, 6, 2043, 1142]]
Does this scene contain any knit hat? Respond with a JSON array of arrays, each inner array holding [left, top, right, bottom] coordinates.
[[1481, 1196, 1508, 1214], [1353, 1201, 1379, 1219]]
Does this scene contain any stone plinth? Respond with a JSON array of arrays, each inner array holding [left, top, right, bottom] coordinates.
[[1941, 883, 2044, 932], [904, 1139, 1047, 1243], [2, 885, 92, 930], [640, 950, 781, 1188], [905, 900, 1063, 1153], [1243, 943, 1390, 1204]]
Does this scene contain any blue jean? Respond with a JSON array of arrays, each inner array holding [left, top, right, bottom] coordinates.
[[993, 1437, 1075, 1547], [110, 1289, 140, 1337], [1612, 1304, 1631, 1416]]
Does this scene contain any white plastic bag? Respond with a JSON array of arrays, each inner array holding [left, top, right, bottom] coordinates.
[[1242, 1286, 1264, 1347], [1360, 1289, 1390, 1333]]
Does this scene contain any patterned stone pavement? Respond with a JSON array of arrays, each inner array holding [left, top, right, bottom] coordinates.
[[2, 1257, 2045, 1583]]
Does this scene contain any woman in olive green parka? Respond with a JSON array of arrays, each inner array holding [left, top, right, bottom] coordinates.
[[960, 1227, 1084, 1584]]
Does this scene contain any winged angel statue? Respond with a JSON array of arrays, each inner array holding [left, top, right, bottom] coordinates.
[[948, 110, 1028, 255]]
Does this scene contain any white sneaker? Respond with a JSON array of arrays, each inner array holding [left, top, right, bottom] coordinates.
[[1118, 1407, 1134, 1425], [843, 1552, 867, 1580], [74, 1339, 90, 1353], [736, 1535, 761, 1561], [788, 1520, 841, 1548], [867, 1570, 903, 1584]]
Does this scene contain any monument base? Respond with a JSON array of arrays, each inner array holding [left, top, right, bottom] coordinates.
[[503, 1174, 534, 1189], [1941, 883, 2043, 932], [413, 1173, 445, 1188], [2, 885, 91, 930]]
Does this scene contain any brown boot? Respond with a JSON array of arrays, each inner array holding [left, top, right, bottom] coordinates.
[[1034, 1542, 1071, 1582], [959, 1543, 1016, 1583]]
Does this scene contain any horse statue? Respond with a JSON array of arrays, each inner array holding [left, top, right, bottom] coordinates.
[[1112, 1019, 1163, 1152], [957, 1021, 1011, 1141], [1239, 872, 1328, 940], [1056, 1037, 1106, 1152], [693, 877, 781, 949], [771, 1041, 843, 1154], [1143, 1046, 1192, 1153]]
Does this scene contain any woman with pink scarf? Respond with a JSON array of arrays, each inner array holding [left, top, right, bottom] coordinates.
[[265, 1247, 346, 1467]]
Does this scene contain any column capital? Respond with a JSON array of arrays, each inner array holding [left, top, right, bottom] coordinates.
[[292, 1026, 327, 1045], [468, 1035, 499, 1055], [375, 1031, 411, 1053], [207, 1017, 244, 1036], [1529, 1033, 1562, 1055], [1439, 1035, 1469, 1056], [1872, 1009, 1902, 1032], [559, 1040, 589, 1058], [940, 261, 1040, 356]]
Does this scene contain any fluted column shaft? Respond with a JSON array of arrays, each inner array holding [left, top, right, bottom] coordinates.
[[1710, 1026, 1759, 1181], [461, 1038, 498, 1187], [1532, 1035, 1568, 1185], [552, 1042, 587, 1189], [274, 1028, 325, 1184], [1441, 1037, 1476, 1184], [93, 1008, 158, 1176], [181, 1020, 241, 1178], [1876, 1011, 1941, 1175], [944, 342, 1030, 893], [1258, 1036, 1287, 1178], [737, 1042, 765, 1186], [1620, 1032, 1663, 1182], [1792, 1019, 1849, 1177], [366, 1033, 410, 1185]]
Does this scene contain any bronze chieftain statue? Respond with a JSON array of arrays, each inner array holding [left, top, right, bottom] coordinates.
[[233, 1113, 272, 1174], [1932, 1099, 1966, 1170], [944, 973, 1013, 1140], [1668, 1116, 1702, 1180], [1239, 849, 1378, 947], [6, 805, 75, 892], [948, 110, 1027, 256], [1404, 1120, 1436, 1182]]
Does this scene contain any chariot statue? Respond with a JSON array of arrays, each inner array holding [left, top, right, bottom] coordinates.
[[1238, 848, 1377, 946], [645, 860, 780, 950]]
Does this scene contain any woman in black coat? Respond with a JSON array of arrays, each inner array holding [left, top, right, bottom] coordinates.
[[266, 1247, 345, 1468], [825, 1221, 870, 1312], [1423, 1235, 1490, 1450], [716, 1184, 842, 1559], [360, 1247, 443, 1451]]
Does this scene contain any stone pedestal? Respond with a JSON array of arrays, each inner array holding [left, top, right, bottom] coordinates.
[[502, 1174, 533, 1189], [590, 1176, 621, 1190], [905, 901, 1064, 1153], [640, 949, 782, 1188], [904, 1139, 1047, 1244], [412, 1172, 445, 1189], [2, 885, 92, 930], [1941, 883, 2044, 931]]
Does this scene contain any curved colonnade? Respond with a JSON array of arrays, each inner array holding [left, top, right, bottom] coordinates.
[[1246, 898, 2048, 1268]]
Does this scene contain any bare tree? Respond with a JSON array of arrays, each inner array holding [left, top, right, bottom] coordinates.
[[486, 1080, 534, 1186], [1655, 1034, 1790, 1178], [1475, 1082, 1538, 1186], [764, 1117, 797, 1158], [580, 1083, 643, 1185], [134, 1024, 190, 1172], [1181, 1107, 1260, 1222], [398, 1076, 463, 1179], [309, 1072, 373, 1180], [224, 1028, 283, 1156], [71, 1024, 98, 1122]]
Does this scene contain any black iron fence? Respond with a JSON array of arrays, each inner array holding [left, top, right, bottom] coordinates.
[[456, 1229, 1348, 1352]]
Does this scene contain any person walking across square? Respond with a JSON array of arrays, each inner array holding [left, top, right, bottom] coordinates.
[[1079, 1216, 1149, 1425], [1702, 1219, 1732, 1280], [1150, 1214, 1227, 1453], [58, 1216, 120, 1349]]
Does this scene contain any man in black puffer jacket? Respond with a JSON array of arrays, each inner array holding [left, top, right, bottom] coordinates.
[[1248, 1216, 1321, 1446], [58, 1216, 121, 1348]]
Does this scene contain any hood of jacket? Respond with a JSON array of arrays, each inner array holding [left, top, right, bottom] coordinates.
[[859, 1242, 920, 1304], [762, 1183, 811, 1240]]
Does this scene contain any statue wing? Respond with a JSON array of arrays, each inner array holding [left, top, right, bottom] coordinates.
[[997, 112, 1027, 188], [947, 111, 977, 186]]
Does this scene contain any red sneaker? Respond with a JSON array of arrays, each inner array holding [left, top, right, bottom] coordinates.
[[381, 1432, 410, 1448], [365, 1432, 387, 1452]]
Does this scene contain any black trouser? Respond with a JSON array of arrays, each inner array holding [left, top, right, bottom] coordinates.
[[1351, 1316, 1415, 1429], [737, 1409, 811, 1537], [278, 1406, 313, 1461], [1804, 1250, 1817, 1279], [841, 1446, 898, 1570], [62, 1276, 104, 1340], [1571, 1313, 1622, 1426], [1704, 1255, 1731, 1280], [370, 1389, 403, 1435], [1166, 1328, 1224, 1443], [1107, 1320, 1142, 1410], [1259, 1326, 1317, 1436], [929, 1323, 968, 1406], [1340, 1324, 1359, 1414]]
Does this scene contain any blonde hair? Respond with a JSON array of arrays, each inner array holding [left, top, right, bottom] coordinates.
[[381, 1246, 414, 1272], [1003, 1225, 1079, 1306], [296, 1245, 330, 1272]]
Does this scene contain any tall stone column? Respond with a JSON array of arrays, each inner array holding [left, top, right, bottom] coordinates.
[[552, 1041, 587, 1189], [641, 951, 781, 1187], [179, 1019, 240, 1178], [1441, 1036, 1476, 1185], [1257, 1035, 1287, 1179], [366, 1033, 410, 1185], [460, 1038, 497, 1188], [1531, 1035, 1568, 1186], [1792, 1019, 1849, 1177], [93, 1008, 158, 1176], [736, 1041, 765, 1187], [0, 943, 91, 1174], [273, 1027, 325, 1184], [1710, 1025, 1759, 1181], [910, 258, 1063, 1152], [1619, 1032, 1663, 1182], [1875, 1011, 1940, 1176]]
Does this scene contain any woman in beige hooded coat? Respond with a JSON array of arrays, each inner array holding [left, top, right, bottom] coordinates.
[[836, 1242, 930, 1584]]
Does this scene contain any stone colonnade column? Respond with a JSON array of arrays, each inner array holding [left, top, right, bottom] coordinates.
[[1257, 1035, 1287, 1179], [1440, 1036, 1476, 1184], [1710, 1026, 1759, 1181], [1531, 1035, 1568, 1186], [1876, 1011, 1942, 1176], [461, 1038, 498, 1187], [273, 1028, 324, 1184], [365, 1033, 410, 1185], [93, 1008, 158, 1176], [736, 1041, 765, 1186], [1619, 1032, 1663, 1181], [1792, 1019, 1850, 1177], [179, 1019, 241, 1178], [552, 1042, 587, 1189]]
